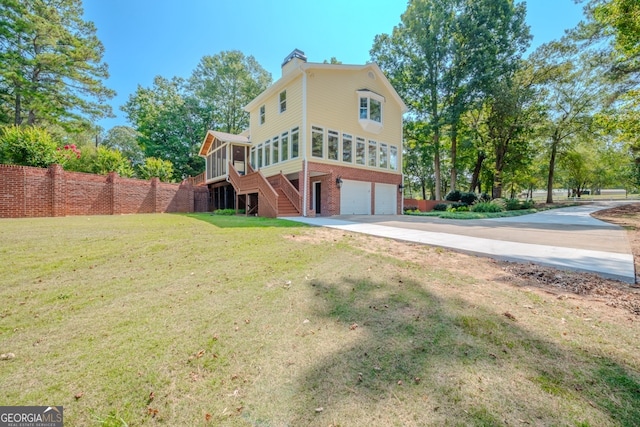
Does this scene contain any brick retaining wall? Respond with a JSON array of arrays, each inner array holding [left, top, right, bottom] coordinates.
[[0, 164, 209, 218]]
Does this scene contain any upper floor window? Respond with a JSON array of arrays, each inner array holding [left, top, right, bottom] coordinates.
[[291, 127, 299, 159], [357, 90, 384, 134], [279, 90, 287, 113], [312, 126, 324, 158], [260, 105, 266, 125]]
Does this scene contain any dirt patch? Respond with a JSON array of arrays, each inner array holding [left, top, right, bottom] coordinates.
[[292, 204, 640, 317]]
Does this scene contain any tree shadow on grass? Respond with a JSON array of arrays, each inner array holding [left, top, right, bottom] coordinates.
[[182, 213, 308, 228], [285, 275, 640, 426]]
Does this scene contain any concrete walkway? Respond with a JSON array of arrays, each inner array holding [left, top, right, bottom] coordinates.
[[283, 202, 636, 283]]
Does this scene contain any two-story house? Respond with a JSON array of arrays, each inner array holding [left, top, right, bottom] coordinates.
[[197, 49, 407, 217]]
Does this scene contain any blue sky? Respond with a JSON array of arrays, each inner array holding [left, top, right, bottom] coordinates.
[[83, 0, 586, 131]]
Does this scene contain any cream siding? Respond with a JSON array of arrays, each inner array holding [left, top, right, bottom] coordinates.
[[247, 74, 304, 177], [303, 67, 402, 174]]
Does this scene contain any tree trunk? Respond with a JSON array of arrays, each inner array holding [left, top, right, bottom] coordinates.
[[14, 91, 21, 125], [492, 170, 503, 199], [469, 151, 485, 193], [433, 132, 442, 200], [450, 126, 457, 192], [546, 135, 559, 204]]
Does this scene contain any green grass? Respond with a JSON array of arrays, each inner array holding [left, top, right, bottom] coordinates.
[[1, 214, 639, 426]]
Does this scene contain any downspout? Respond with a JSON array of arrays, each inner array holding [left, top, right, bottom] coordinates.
[[400, 117, 404, 215], [302, 68, 308, 217]]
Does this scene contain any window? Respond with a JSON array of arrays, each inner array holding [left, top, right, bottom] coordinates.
[[342, 133, 353, 163], [379, 143, 388, 168], [264, 140, 271, 166], [328, 130, 339, 161], [260, 105, 265, 125], [291, 127, 299, 158], [281, 132, 289, 162], [279, 90, 287, 113], [272, 135, 279, 164], [312, 126, 324, 158], [257, 144, 263, 168], [359, 96, 382, 122], [368, 140, 377, 167], [357, 90, 384, 133], [356, 137, 366, 165], [390, 146, 398, 171], [250, 147, 256, 169]]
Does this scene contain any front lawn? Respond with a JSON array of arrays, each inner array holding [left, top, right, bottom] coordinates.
[[1, 214, 638, 426]]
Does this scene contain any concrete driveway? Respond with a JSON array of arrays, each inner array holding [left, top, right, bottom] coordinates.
[[284, 202, 636, 283]]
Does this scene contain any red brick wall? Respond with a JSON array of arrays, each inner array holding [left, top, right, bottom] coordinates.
[[0, 164, 209, 218], [403, 199, 444, 212], [305, 161, 402, 216]]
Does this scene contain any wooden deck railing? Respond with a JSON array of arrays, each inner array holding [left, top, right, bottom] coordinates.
[[276, 172, 301, 214], [186, 172, 206, 186], [227, 162, 279, 217]]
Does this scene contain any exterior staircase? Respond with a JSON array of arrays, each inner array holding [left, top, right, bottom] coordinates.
[[276, 188, 299, 216], [227, 162, 301, 217]]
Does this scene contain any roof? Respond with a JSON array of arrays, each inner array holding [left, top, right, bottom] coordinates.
[[198, 130, 250, 157], [243, 62, 408, 114]]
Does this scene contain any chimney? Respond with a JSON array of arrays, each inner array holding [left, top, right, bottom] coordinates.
[[281, 49, 307, 76]]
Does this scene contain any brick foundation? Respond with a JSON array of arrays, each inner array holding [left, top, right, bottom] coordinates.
[[305, 161, 402, 216], [0, 164, 209, 218]]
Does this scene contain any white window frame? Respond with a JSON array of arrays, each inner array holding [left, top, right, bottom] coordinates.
[[311, 126, 324, 158], [356, 90, 384, 134], [279, 90, 287, 113], [259, 105, 265, 125]]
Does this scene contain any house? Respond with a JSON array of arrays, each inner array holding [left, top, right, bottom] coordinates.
[[197, 49, 407, 217]]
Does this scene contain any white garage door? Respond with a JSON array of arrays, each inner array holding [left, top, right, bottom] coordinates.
[[374, 183, 397, 215], [340, 180, 371, 215]]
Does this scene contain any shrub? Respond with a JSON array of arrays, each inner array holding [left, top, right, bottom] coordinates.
[[434, 203, 449, 211], [447, 204, 469, 212], [138, 157, 174, 182], [460, 192, 478, 205], [504, 198, 521, 211], [0, 125, 60, 168], [470, 201, 504, 213], [214, 209, 243, 215], [521, 199, 535, 209], [445, 190, 462, 202], [403, 206, 418, 213], [479, 193, 491, 202]]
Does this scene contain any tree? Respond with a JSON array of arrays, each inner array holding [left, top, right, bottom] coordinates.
[[87, 146, 133, 177], [0, 0, 115, 130], [122, 76, 205, 180], [371, 0, 530, 198], [137, 157, 174, 182], [529, 42, 601, 203], [188, 51, 271, 134], [0, 125, 59, 167], [101, 126, 145, 167]]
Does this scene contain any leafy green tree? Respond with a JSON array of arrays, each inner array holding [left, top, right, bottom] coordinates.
[[0, 125, 59, 167], [101, 126, 145, 167], [122, 76, 205, 180], [188, 51, 271, 134], [0, 0, 114, 130], [371, 0, 530, 197], [137, 157, 174, 182], [87, 146, 133, 177]]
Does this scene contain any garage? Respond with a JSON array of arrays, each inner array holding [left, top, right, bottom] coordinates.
[[340, 180, 371, 215], [374, 183, 397, 215]]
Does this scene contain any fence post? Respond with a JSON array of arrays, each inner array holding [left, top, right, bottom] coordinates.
[[49, 164, 65, 217]]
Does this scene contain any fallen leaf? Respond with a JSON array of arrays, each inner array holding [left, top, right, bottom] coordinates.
[[349, 323, 358, 330], [205, 413, 212, 421], [503, 311, 516, 321], [74, 392, 84, 400], [315, 407, 324, 413], [195, 349, 205, 358], [148, 391, 155, 402]]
